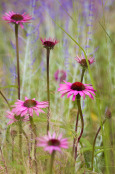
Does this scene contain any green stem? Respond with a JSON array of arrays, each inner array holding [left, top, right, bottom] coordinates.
[[72, 68, 85, 156], [75, 95, 84, 160], [15, 24, 20, 100], [49, 151, 55, 174], [91, 119, 106, 171], [46, 48, 50, 134], [29, 117, 38, 174], [0, 90, 11, 109]]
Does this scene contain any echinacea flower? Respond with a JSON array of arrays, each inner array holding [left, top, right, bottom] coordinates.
[[58, 81, 96, 101], [75, 55, 95, 68], [40, 37, 59, 49], [6, 111, 29, 125], [2, 11, 32, 28], [54, 70, 67, 82], [12, 97, 49, 117], [37, 132, 68, 154]]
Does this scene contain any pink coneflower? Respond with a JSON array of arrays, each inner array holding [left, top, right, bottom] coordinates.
[[12, 97, 48, 117], [40, 37, 59, 49], [37, 132, 68, 154], [75, 55, 95, 68], [54, 70, 67, 82], [6, 111, 29, 125], [58, 81, 96, 101], [2, 11, 32, 28]]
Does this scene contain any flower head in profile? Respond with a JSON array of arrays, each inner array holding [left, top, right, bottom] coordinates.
[[75, 55, 95, 68], [54, 70, 67, 82], [12, 97, 48, 117], [2, 11, 32, 29], [37, 132, 68, 154], [58, 81, 96, 101], [105, 107, 112, 119], [6, 111, 29, 125], [40, 37, 59, 49]]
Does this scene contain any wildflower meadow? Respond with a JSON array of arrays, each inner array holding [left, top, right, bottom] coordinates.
[[0, 0, 115, 174]]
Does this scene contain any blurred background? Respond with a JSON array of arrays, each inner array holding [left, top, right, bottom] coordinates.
[[0, 0, 115, 173]]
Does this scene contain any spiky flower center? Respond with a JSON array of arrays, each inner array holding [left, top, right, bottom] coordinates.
[[80, 59, 90, 67], [71, 82, 85, 91], [44, 41, 55, 47], [23, 99, 37, 108], [11, 14, 23, 21], [48, 139, 60, 146]]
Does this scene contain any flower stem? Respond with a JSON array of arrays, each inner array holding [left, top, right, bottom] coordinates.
[[72, 68, 85, 156], [19, 121, 23, 170], [15, 24, 20, 100], [75, 95, 84, 160], [15, 24, 22, 172], [29, 116, 38, 174], [49, 151, 55, 174], [11, 137, 14, 162], [91, 119, 106, 171], [72, 110, 79, 154], [22, 129, 32, 168], [46, 48, 50, 134], [80, 69, 85, 83], [0, 90, 11, 109]]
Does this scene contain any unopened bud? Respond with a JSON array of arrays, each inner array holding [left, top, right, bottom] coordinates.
[[105, 107, 112, 119], [10, 130, 17, 138]]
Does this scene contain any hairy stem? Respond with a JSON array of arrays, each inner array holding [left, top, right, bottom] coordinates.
[[75, 95, 84, 160], [29, 117, 38, 174], [91, 119, 106, 171], [46, 48, 50, 134]]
